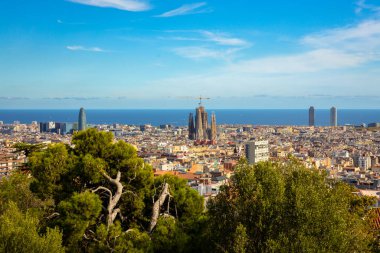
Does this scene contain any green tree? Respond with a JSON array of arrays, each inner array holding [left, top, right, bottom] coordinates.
[[29, 143, 76, 201], [89, 223, 153, 253], [57, 191, 102, 250], [13, 142, 46, 157], [151, 216, 189, 253], [0, 173, 47, 215], [206, 160, 375, 253], [0, 202, 64, 253], [149, 175, 205, 253], [26, 128, 204, 252], [232, 223, 248, 253], [152, 175, 204, 226]]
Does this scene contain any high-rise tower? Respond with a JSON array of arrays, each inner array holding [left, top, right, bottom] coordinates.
[[210, 112, 217, 141], [330, 106, 337, 127], [245, 140, 269, 164], [195, 107, 204, 140], [78, 107, 87, 131], [188, 113, 195, 140], [190, 97, 216, 142], [202, 110, 208, 139], [309, 106, 315, 126]]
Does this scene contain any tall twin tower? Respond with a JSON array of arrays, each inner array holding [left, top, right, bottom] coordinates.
[[309, 106, 337, 127], [188, 104, 217, 141]]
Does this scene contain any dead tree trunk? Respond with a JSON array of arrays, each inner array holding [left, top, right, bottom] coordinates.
[[149, 183, 171, 233], [93, 171, 123, 230]]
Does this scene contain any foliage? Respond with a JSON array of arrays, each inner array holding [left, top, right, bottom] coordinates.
[[2, 129, 376, 252], [12, 142, 46, 157], [57, 191, 102, 249], [153, 175, 204, 224], [29, 143, 75, 201], [0, 202, 64, 253], [206, 160, 375, 253], [89, 223, 153, 253], [232, 223, 248, 253], [151, 216, 189, 253], [24, 129, 203, 252], [0, 172, 47, 215]]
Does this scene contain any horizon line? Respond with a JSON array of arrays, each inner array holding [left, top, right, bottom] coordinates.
[[0, 108, 380, 110]]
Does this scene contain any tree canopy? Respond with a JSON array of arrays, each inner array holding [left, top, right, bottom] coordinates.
[[13, 128, 204, 252], [0, 129, 378, 252], [205, 160, 376, 253]]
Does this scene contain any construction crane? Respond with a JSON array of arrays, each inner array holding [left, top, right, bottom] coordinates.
[[196, 96, 210, 106]]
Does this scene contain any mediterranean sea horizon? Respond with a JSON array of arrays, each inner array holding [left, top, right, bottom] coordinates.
[[1, 109, 380, 127]]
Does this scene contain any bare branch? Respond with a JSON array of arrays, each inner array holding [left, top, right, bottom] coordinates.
[[128, 171, 137, 184], [46, 212, 60, 220], [149, 182, 171, 233], [100, 170, 124, 229], [92, 186, 113, 198], [167, 195, 171, 214], [175, 203, 178, 219], [122, 189, 138, 198], [125, 228, 137, 234]]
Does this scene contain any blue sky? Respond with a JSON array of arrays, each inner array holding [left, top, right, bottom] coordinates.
[[1, 0, 380, 109]]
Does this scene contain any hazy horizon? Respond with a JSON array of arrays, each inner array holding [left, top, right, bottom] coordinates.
[[1, 108, 380, 110], [1, 0, 380, 108]]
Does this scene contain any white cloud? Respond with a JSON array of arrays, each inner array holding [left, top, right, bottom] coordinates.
[[301, 19, 380, 51], [57, 19, 86, 25], [143, 18, 380, 101], [68, 0, 150, 12], [172, 46, 241, 60], [200, 31, 249, 46], [227, 49, 369, 74], [165, 30, 250, 60], [155, 2, 211, 18], [139, 65, 380, 104], [163, 30, 250, 47], [355, 0, 380, 14], [66, 45, 105, 52], [227, 19, 380, 74]]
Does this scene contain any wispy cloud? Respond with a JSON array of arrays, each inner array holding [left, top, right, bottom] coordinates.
[[200, 31, 249, 46], [44, 97, 110, 100], [68, 0, 151, 12], [0, 97, 30, 100], [355, 0, 380, 14], [164, 30, 250, 47], [301, 19, 380, 51], [227, 49, 368, 74], [66, 45, 105, 52], [172, 46, 242, 60], [141, 18, 380, 102], [166, 30, 250, 60], [155, 2, 211, 18], [226, 19, 380, 74], [57, 19, 86, 25]]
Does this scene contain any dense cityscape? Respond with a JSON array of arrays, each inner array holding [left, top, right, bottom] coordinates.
[[2, 105, 380, 203]]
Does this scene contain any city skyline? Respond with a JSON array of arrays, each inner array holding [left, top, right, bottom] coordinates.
[[2, 0, 380, 109]]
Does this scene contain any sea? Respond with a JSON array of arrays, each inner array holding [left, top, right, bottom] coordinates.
[[0, 109, 379, 127]]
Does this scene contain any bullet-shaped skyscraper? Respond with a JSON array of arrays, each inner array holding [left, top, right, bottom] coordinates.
[[78, 107, 87, 131], [309, 106, 315, 126], [188, 113, 195, 140], [330, 106, 337, 127]]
